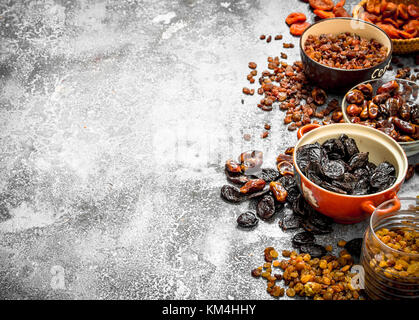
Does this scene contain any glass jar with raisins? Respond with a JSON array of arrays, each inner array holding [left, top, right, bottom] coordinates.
[[361, 197, 419, 300]]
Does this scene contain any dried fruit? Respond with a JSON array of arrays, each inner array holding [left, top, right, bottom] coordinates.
[[309, 0, 334, 11], [237, 211, 259, 228], [240, 179, 266, 194], [290, 22, 311, 36], [285, 12, 307, 25], [304, 33, 388, 70], [257, 195, 276, 220]]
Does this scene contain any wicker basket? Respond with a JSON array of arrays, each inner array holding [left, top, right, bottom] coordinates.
[[353, 0, 419, 54]]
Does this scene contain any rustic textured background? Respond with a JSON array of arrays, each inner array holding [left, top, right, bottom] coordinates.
[[0, 0, 417, 299]]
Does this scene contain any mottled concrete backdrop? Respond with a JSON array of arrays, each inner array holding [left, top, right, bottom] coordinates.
[[0, 0, 417, 299]]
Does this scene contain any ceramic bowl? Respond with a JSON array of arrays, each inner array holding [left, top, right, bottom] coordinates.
[[293, 123, 408, 224], [300, 17, 393, 92], [341, 78, 419, 157]]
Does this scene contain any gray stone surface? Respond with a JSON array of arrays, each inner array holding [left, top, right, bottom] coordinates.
[[0, 0, 417, 300]]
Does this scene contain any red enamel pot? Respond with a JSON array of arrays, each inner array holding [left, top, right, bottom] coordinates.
[[293, 123, 408, 224]]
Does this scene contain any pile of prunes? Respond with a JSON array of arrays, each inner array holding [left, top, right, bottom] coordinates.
[[296, 134, 397, 195], [220, 150, 335, 240]]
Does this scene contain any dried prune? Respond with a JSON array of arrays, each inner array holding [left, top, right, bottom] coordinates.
[[256, 195, 276, 220], [221, 185, 246, 203], [240, 179, 266, 194], [322, 138, 346, 159], [370, 171, 396, 191], [344, 238, 363, 258], [322, 160, 346, 180], [257, 168, 280, 182], [348, 152, 369, 171], [237, 211, 259, 228], [270, 181, 288, 203], [292, 195, 308, 218], [279, 213, 302, 231], [305, 210, 333, 232], [296, 142, 326, 171], [331, 180, 353, 193], [278, 175, 297, 191], [352, 178, 370, 195], [320, 181, 347, 194], [299, 243, 327, 258], [343, 138, 359, 158], [225, 169, 250, 185], [292, 231, 315, 247], [375, 161, 396, 176]]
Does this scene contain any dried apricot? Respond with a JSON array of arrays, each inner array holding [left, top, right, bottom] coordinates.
[[290, 22, 311, 36], [309, 0, 334, 11], [313, 9, 335, 19], [285, 12, 307, 25]]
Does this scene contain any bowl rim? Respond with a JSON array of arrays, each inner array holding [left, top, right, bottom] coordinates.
[[341, 78, 419, 146], [299, 17, 393, 73], [293, 123, 408, 198]]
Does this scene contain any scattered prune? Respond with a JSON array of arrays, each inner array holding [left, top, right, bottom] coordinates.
[[221, 185, 246, 203], [292, 195, 308, 218], [279, 213, 302, 231], [302, 220, 333, 235], [225, 168, 249, 185], [257, 168, 281, 182], [256, 195, 276, 220], [292, 231, 315, 247], [298, 243, 327, 258], [344, 238, 363, 258], [237, 211, 259, 228]]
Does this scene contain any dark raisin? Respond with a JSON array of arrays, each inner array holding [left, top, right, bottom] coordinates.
[[292, 231, 316, 247], [237, 211, 259, 228], [298, 243, 327, 258]]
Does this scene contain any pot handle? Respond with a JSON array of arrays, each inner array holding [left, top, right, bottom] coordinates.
[[297, 124, 321, 140], [361, 193, 401, 216]]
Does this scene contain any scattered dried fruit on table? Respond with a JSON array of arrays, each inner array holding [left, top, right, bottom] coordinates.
[[309, 0, 334, 11], [290, 22, 311, 36], [252, 246, 362, 300], [313, 9, 335, 19], [285, 12, 307, 25], [240, 179, 266, 194], [269, 181, 288, 203], [237, 211, 259, 228]]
